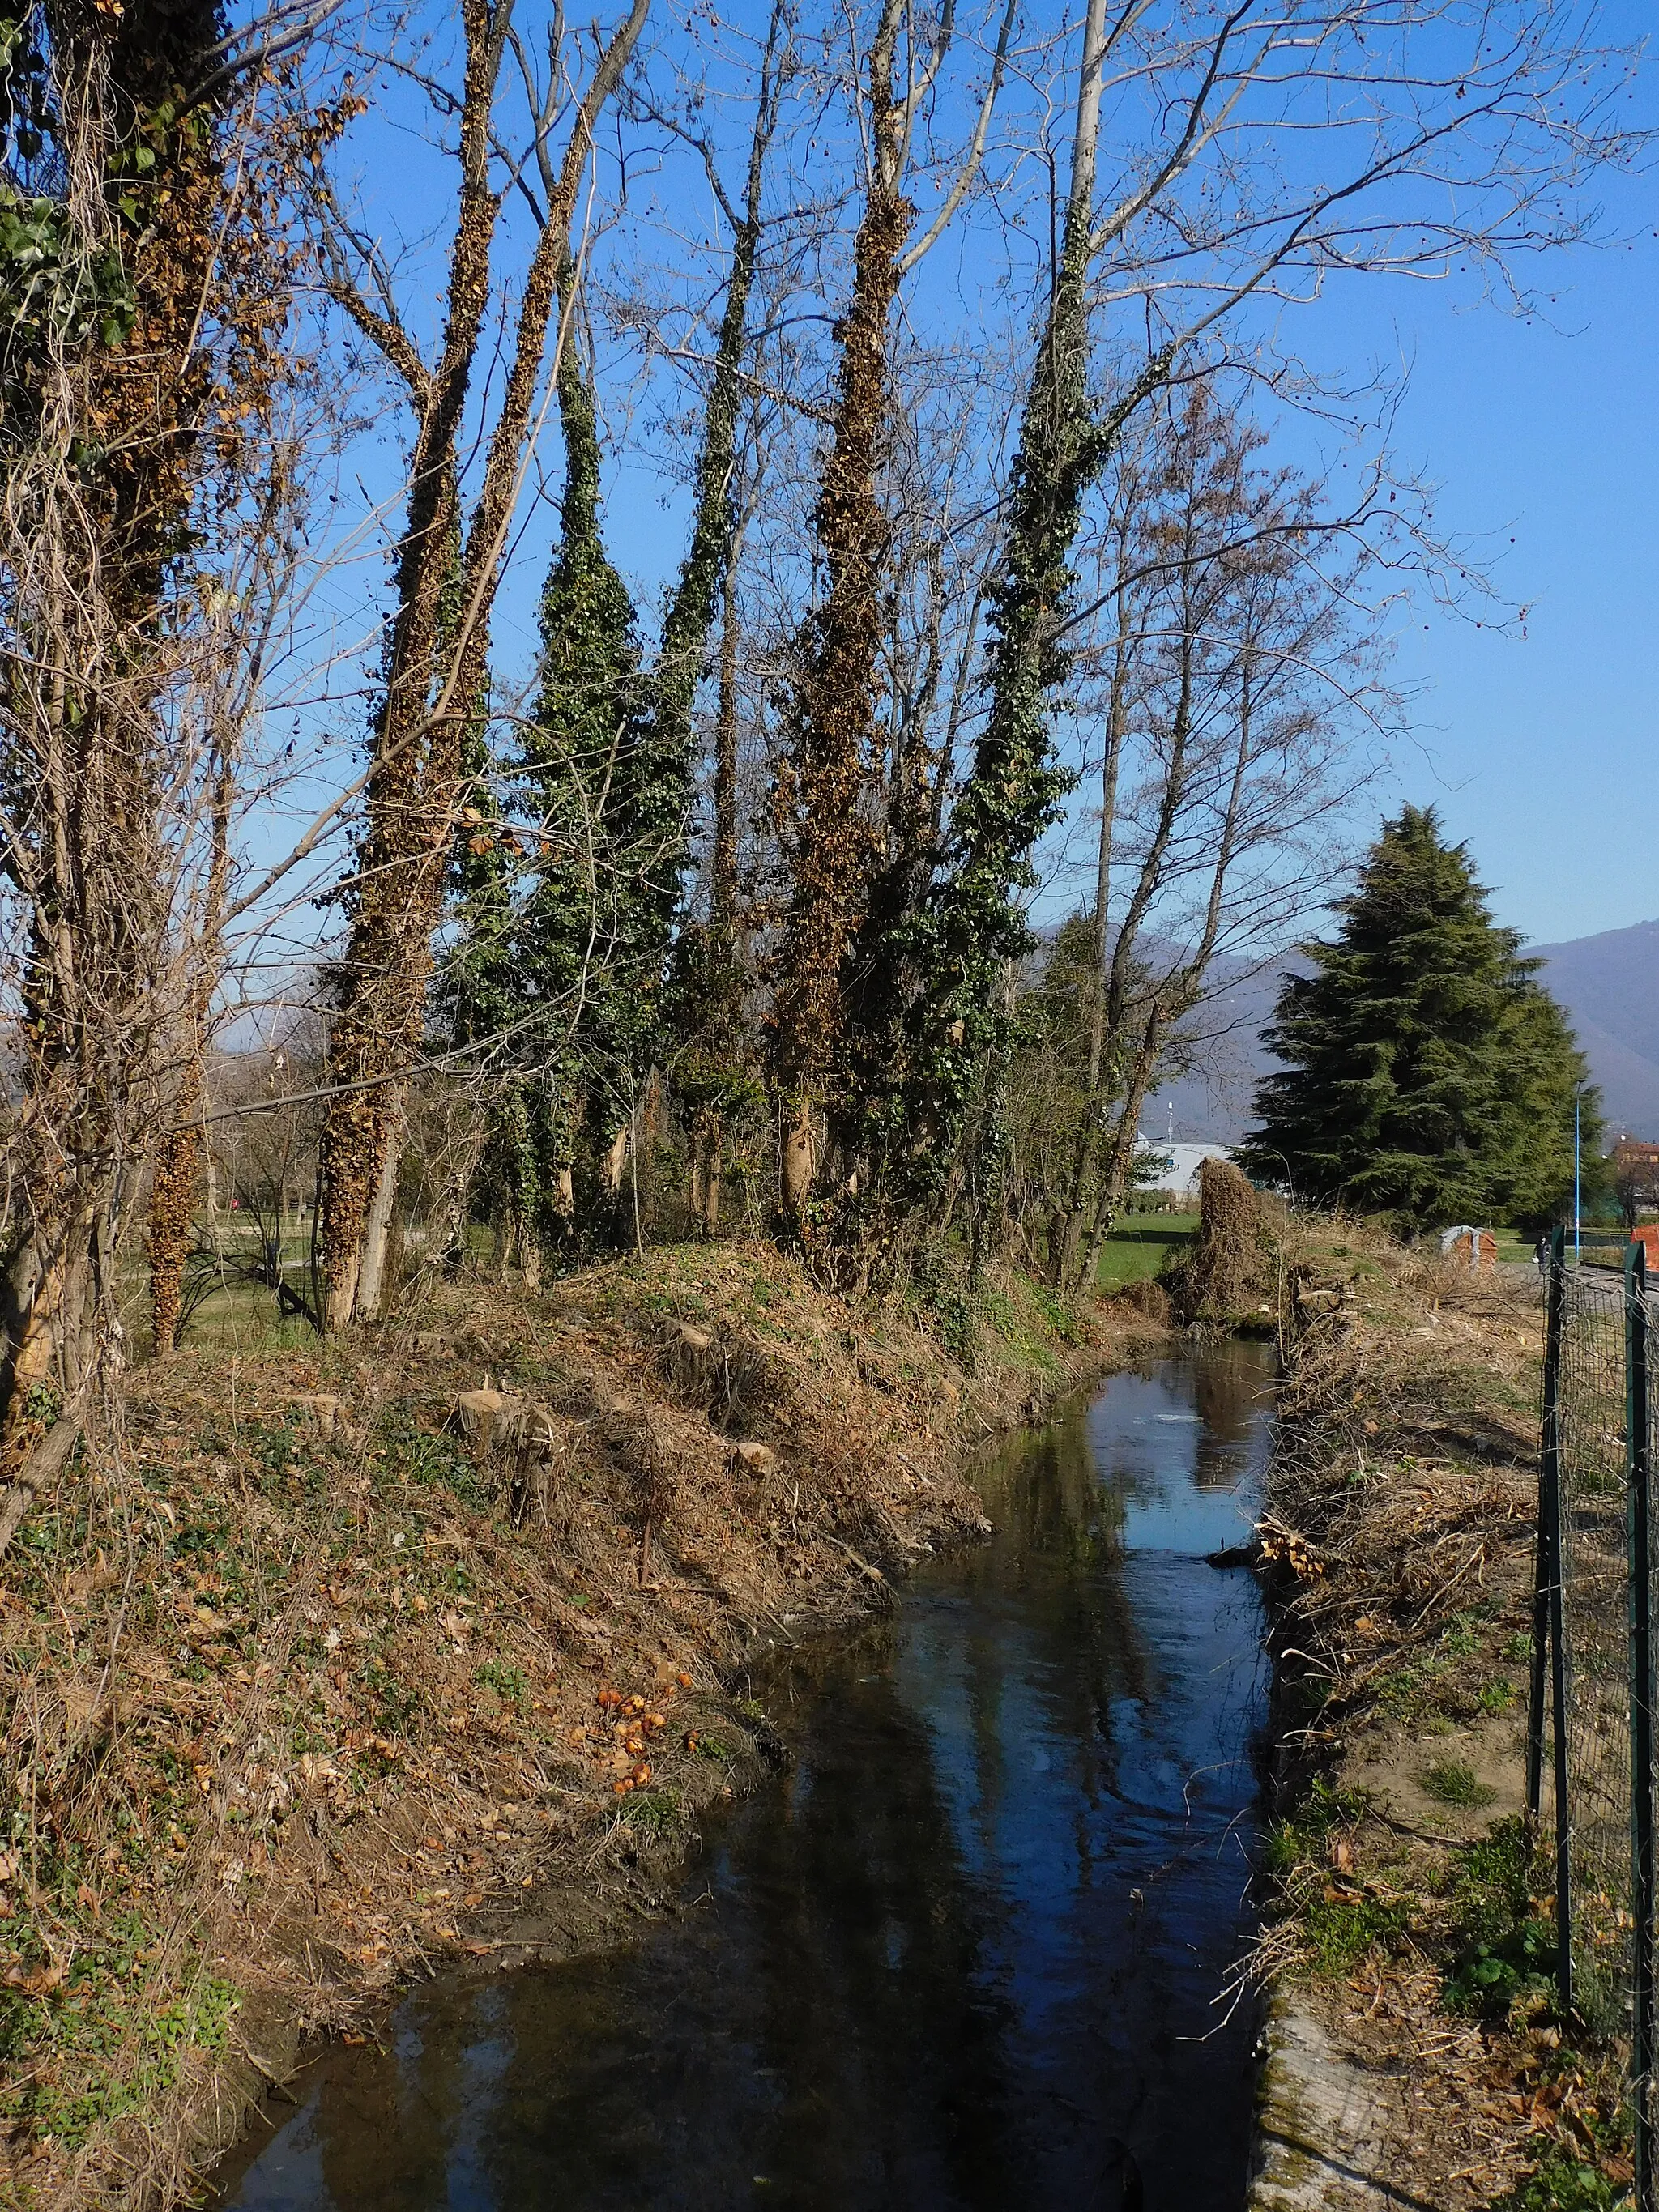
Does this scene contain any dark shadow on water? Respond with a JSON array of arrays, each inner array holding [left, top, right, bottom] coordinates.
[[212, 1343, 1276, 2212]]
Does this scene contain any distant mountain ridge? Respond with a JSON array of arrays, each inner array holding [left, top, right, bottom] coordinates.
[[1142, 917, 1659, 1146], [1529, 919, 1659, 1138]]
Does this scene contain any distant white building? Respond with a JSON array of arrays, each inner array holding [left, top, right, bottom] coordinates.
[[1133, 1140, 1236, 1200]]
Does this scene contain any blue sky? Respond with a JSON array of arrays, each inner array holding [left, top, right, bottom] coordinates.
[[1282, 175, 1658, 950]]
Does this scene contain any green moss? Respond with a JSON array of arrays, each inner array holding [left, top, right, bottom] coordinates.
[[1487, 2146, 1627, 2210], [475, 1660, 526, 1710], [1260, 1779, 1367, 1877], [0, 1912, 239, 2151], [376, 1409, 487, 1506]]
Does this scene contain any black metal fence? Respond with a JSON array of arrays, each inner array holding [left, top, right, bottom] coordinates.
[[1531, 1228, 1657, 2203]]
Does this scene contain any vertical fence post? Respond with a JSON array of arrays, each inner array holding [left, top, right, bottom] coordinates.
[[1544, 1229, 1576, 2016], [1629, 1241, 1654, 2211], [1531, 1226, 1567, 1822]]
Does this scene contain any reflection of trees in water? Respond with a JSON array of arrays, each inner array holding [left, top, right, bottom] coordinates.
[[1192, 1344, 1275, 1449], [964, 1410, 1150, 1798], [1192, 1345, 1275, 1490], [309, 1992, 476, 2212], [975, 1405, 1128, 1567], [738, 1677, 1030, 2205], [262, 1353, 1270, 2212], [446, 1662, 1039, 2209]]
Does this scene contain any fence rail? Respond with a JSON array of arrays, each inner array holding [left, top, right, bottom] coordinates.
[[1532, 1228, 1658, 2203]]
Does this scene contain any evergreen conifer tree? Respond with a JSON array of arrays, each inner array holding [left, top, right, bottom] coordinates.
[[1239, 806, 1595, 1231], [444, 329, 683, 1263], [512, 342, 665, 1242]]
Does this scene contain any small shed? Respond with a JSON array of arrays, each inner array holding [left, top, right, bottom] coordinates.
[[1439, 1225, 1498, 1270]]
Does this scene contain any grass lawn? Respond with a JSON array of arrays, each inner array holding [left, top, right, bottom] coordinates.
[[1096, 1212, 1198, 1292]]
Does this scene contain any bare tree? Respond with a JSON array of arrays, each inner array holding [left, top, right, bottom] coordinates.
[[1048, 386, 1387, 1288]]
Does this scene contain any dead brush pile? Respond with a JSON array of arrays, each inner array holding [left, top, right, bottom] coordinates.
[[1252, 1229, 1632, 2206], [0, 1240, 1131, 2210], [1165, 1157, 1283, 1327], [1265, 1240, 1541, 1759]]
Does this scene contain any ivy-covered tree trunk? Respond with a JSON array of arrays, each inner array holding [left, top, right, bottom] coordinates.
[[315, 0, 646, 1325], [315, 0, 501, 1329], [667, 547, 756, 1238], [847, 0, 1152, 1255], [525, 323, 644, 1236], [0, 0, 284, 1458], [650, 1, 783, 793], [711, 551, 743, 938], [766, 20, 912, 1209], [655, 11, 787, 1233], [485, 259, 684, 1260]]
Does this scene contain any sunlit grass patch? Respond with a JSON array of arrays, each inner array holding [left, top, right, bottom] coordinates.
[[1094, 1213, 1197, 1292]]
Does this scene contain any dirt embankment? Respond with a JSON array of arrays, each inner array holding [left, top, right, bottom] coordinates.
[[0, 1243, 1162, 2210], [1250, 1234, 1624, 2211]]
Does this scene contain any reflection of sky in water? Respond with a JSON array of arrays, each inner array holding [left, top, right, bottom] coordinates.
[[214, 1347, 1277, 2212], [893, 1353, 1273, 2083]]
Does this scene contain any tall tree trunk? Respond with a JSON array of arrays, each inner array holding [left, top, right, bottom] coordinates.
[[652, 0, 785, 775], [909, 0, 1169, 1259], [1081, 641, 1256, 1281], [767, 25, 911, 1178], [711, 548, 744, 938], [316, 0, 646, 1326], [1050, 510, 1136, 1287], [0, 0, 284, 1448], [150, 748, 237, 1355], [763, 0, 1013, 1233], [849, 0, 1158, 1256]]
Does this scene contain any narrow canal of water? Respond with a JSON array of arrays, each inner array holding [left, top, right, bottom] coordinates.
[[215, 1341, 1276, 2212]]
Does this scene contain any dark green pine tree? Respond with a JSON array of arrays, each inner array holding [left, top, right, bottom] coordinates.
[[1238, 806, 1597, 1232]]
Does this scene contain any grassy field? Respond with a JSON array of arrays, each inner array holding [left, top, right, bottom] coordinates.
[[1095, 1212, 1197, 1291]]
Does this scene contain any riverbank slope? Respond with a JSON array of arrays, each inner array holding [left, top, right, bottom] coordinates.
[[1249, 1234, 1623, 2211], [0, 1244, 1164, 2211]]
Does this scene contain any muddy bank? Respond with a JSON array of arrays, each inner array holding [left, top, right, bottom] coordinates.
[[0, 1244, 1164, 2210], [1247, 1232, 1623, 2210]]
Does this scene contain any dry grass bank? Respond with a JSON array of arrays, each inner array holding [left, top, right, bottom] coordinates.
[[0, 1242, 1162, 2210], [1254, 1229, 1627, 2211]]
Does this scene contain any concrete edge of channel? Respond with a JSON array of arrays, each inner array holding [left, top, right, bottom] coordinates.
[[1249, 1988, 1427, 2211]]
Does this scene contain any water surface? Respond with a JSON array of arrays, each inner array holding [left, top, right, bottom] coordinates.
[[215, 1342, 1275, 2212]]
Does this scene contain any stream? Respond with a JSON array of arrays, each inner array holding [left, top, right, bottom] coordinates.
[[212, 1340, 1277, 2212]]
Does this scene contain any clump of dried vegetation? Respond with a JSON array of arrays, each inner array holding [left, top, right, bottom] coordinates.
[[1159, 1153, 1288, 1328], [0, 1244, 1153, 2209], [1249, 1222, 1631, 2210]]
